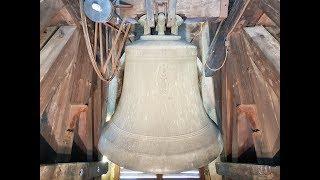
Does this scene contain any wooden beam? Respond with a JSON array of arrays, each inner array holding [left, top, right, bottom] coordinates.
[[49, 7, 78, 27], [70, 33, 94, 104], [40, 162, 108, 179], [215, 162, 280, 179], [219, 31, 280, 163], [119, 0, 228, 20], [244, 26, 280, 73], [40, 26, 58, 50], [40, 26, 79, 116], [243, 26, 280, 97], [93, 78, 103, 157], [259, 0, 280, 27], [61, 0, 82, 27], [40, 0, 64, 32], [40, 72, 73, 153], [40, 26, 77, 82], [204, 0, 264, 77]]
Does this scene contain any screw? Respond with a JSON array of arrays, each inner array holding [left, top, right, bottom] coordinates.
[[97, 167, 100, 172], [79, 169, 83, 176]]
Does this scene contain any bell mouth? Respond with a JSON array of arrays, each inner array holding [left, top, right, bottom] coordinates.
[[140, 35, 181, 41]]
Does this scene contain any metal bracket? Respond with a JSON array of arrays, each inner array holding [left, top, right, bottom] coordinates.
[[166, 0, 177, 27], [144, 0, 178, 34]]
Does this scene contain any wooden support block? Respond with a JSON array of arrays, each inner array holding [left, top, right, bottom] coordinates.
[[110, 164, 120, 180], [119, 0, 228, 20], [199, 166, 211, 180], [244, 26, 280, 74], [156, 174, 163, 180], [57, 104, 88, 161], [40, 0, 64, 32], [40, 26, 79, 116], [40, 162, 108, 179], [72, 99, 94, 161], [215, 162, 280, 179]]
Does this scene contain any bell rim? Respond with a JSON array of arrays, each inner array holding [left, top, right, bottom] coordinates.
[[99, 136, 222, 174]]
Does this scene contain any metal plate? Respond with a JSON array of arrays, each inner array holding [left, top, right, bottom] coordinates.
[[84, 0, 114, 23]]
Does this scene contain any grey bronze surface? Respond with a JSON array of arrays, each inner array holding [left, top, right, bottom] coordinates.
[[98, 35, 223, 174]]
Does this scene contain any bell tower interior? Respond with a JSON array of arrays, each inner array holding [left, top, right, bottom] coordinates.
[[40, 0, 280, 179]]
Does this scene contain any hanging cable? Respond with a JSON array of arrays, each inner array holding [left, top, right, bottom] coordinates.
[[79, 0, 130, 82], [205, 0, 251, 72], [79, 0, 108, 81]]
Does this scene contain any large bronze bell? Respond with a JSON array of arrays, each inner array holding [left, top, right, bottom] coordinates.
[[98, 34, 223, 174]]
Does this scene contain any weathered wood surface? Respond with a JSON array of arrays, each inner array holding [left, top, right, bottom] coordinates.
[[40, 26, 79, 116], [70, 34, 94, 104], [205, 0, 264, 76], [242, 27, 280, 98], [40, 162, 108, 179], [257, 13, 276, 27], [41, 30, 102, 163], [40, 72, 73, 153], [40, 26, 77, 82], [40, 26, 58, 50], [61, 0, 82, 27], [49, 7, 77, 27], [204, 0, 250, 76], [244, 26, 280, 74], [119, 0, 228, 20], [216, 162, 280, 179], [40, 0, 64, 32], [219, 31, 279, 163], [256, 13, 280, 41], [259, 0, 280, 27], [93, 78, 103, 157], [73, 98, 93, 161]]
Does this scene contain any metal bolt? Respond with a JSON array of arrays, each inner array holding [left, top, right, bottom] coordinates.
[[79, 169, 83, 176], [97, 167, 100, 172]]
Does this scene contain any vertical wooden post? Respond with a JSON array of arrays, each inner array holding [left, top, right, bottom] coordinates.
[[199, 166, 211, 180], [156, 174, 163, 180], [113, 164, 120, 180]]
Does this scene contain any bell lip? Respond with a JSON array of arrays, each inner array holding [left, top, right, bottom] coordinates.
[[98, 122, 223, 174], [98, 138, 223, 174], [140, 35, 181, 41]]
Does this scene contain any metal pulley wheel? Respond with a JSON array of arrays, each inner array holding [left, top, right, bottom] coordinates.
[[84, 0, 114, 23]]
